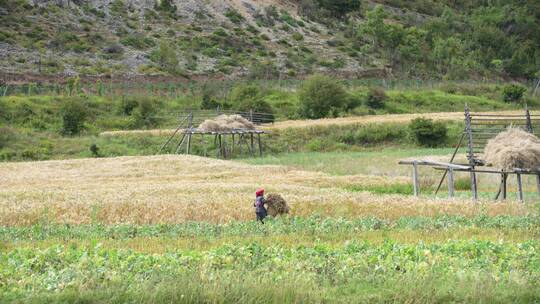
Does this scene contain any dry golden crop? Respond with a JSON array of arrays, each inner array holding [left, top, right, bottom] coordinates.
[[0, 155, 531, 226]]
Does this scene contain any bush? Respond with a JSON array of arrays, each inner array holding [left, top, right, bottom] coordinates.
[[201, 93, 220, 110], [131, 97, 159, 128], [229, 84, 275, 122], [366, 87, 387, 109], [502, 84, 526, 103], [61, 98, 88, 136], [90, 144, 100, 157], [298, 75, 348, 119], [409, 118, 448, 147], [118, 96, 139, 115]]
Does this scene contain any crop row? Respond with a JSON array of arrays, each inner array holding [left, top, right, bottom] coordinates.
[[2, 214, 539, 241], [2, 240, 539, 302]]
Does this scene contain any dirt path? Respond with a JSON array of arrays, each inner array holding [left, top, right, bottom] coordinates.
[[100, 111, 524, 137]]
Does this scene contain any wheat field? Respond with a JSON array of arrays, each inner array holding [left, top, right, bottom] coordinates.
[[99, 111, 524, 137], [0, 155, 530, 226]]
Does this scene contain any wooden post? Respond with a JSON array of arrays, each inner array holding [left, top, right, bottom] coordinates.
[[186, 113, 193, 154], [447, 167, 454, 198], [231, 133, 235, 156], [250, 133, 255, 157], [502, 173, 507, 201], [525, 106, 533, 133], [221, 134, 227, 159], [464, 105, 478, 201], [412, 161, 419, 197], [435, 133, 465, 195], [516, 173, 524, 202], [257, 133, 263, 157], [186, 131, 192, 154]]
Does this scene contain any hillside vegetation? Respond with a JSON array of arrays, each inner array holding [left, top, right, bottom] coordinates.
[[0, 0, 539, 80]]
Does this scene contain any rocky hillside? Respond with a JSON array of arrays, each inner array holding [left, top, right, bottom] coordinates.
[[0, 0, 538, 80]]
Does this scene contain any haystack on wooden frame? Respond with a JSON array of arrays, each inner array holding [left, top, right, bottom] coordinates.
[[158, 112, 267, 159], [399, 106, 540, 202]]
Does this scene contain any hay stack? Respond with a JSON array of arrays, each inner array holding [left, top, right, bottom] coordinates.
[[198, 114, 255, 132], [265, 193, 290, 217], [484, 127, 540, 170]]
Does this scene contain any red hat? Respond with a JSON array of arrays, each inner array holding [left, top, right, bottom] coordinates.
[[255, 188, 265, 196]]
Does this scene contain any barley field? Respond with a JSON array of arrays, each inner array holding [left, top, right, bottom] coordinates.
[[1, 153, 539, 303]]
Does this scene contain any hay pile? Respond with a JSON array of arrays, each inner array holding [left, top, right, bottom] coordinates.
[[265, 193, 290, 217], [484, 127, 540, 170], [198, 114, 255, 132]]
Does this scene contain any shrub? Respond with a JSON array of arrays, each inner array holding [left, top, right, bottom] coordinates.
[[502, 84, 526, 103], [225, 8, 244, 24], [292, 32, 304, 41], [61, 98, 88, 136], [298, 75, 348, 119], [90, 144, 100, 157], [150, 41, 180, 75], [119, 96, 139, 115], [120, 34, 155, 50], [366, 87, 387, 109], [229, 84, 275, 121], [131, 97, 159, 128], [409, 118, 448, 147], [201, 93, 220, 110]]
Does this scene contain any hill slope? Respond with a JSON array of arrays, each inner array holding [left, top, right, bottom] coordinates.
[[1, 0, 538, 80]]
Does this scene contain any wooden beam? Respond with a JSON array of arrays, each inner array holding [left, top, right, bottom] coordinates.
[[435, 132, 465, 195], [250, 133, 255, 158], [412, 161, 419, 197], [258, 133, 263, 157], [516, 173, 524, 202], [502, 173, 507, 201], [470, 170, 478, 201], [447, 167, 455, 198]]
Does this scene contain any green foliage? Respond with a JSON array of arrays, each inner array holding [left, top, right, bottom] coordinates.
[[154, 0, 177, 14], [120, 34, 155, 50], [118, 96, 139, 115], [61, 98, 88, 136], [150, 40, 180, 75], [225, 8, 245, 24], [229, 84, 274, 120], [409, 117, 448, 147], [366, 87, 387, 109], [340, 123, 407, 145], [502, 84, 527, 103], [0, 127, 16, 148], [131, 97, 160, 128], [89, 143, 100, 157], [298, 75, 348, 119]]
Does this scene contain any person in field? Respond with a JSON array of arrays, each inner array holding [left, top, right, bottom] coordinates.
[[254, 188, 267, 224]]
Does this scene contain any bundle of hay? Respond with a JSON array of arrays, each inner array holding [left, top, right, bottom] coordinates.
[[483, 127, 540, 170], [198, 114, 255, 132], [265, 193, 290, 217]]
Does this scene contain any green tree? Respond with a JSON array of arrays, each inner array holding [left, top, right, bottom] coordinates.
[[298, 75, 348, 119], [61, 98, 88, 136], [151, 41, 179, 75]]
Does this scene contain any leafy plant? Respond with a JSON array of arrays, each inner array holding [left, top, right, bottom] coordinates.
[[502, 84, 526, 103], [298, 74, 348, 119], [409, 117, 448, 147], [61, 98, 88, 136]]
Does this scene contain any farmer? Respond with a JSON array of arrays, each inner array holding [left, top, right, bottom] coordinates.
[[254, 188, 267, 224]]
